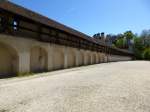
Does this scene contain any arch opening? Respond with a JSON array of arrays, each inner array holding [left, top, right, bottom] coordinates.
[[98, 54, 101, 63], [67, 50, 76, 68], [53, 50, 64, 70], [86, 53, 91, 65], [0, 42, 18, 78], [30, 46, 48, 73], [78, 51, 84, 66], [92, 54, 97, 64]]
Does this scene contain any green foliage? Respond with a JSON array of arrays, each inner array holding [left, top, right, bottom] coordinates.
[[113, 31, 135, 49], [133, 36, 150, 60], [143, 48, 150, 60], [115, 38, 124, 48], [141, 30, 150, 47], [94, 30, 150, 60], [133, 37, 144, 59], [114, 30, 150, 60], [124, 31, 134, 40], [134, 38, 144, 50], [112, 44, 116, 48]]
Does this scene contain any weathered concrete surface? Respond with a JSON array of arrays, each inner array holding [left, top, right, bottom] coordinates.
[[0, 34, 132, 76], [0, 61, 150, 112]]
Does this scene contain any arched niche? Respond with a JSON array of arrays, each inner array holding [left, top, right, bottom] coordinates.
[[0, 42, 19, 78], [53, 50, 64, 70], [30, 46, 48, 73], [67, 50, 76, 68], [78, 51, 84, 66]]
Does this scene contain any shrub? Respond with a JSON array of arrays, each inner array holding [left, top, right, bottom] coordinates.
[[143, 48, 150, 60]]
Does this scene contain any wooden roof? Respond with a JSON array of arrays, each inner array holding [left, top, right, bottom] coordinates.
[[0, 1, 96, 42], [0, 1, 133, 55]]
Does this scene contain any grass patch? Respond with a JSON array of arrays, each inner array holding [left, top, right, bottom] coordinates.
[[17, 72, 35, 77]]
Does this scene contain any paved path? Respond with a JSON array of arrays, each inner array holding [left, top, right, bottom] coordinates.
[[0, 61, 150, 112]]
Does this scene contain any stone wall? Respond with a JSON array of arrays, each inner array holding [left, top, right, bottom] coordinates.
[[108, 55, 132, 62], [0, 34, 132, 77]]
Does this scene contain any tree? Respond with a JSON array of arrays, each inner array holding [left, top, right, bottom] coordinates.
[[124, 31, 134, 40], [124, 31, 135, 48], [143, 48, 150, 60], [140, 29, 150, 47], [116, 34, 124, 39], [133, 37, 144, 59], [141, 29, 150, 38], [115, 38, 125, 48]]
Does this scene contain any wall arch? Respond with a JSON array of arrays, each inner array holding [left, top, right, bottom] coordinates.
[[98, 53, 102, 63], [30, 46, 48, 73], [92, 53, 97, 64], [102, 54, 105, 63], [86, 53, 91, 65], [78, 51, 84, 66], [0, 42, 18, 78], [67, 50, 76, 68], [53, 50, 64, 70]]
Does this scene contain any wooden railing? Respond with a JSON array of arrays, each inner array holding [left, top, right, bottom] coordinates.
[[0, 8, 133, 57]]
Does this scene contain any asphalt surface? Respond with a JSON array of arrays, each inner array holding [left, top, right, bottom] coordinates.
[[0, 61, 150, 112]]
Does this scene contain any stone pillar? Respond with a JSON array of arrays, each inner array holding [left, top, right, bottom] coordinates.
[[107, 54, 110, 62], [75, 49, 79, 66], [81, 50, 85, 66], [96, 53, 99, 64], [47, 45, 53, 71], [105, 54, 108, 63], [64, 47, 68, 69], [18, 51, 30, 73], [98, 53, 100, 63], [101, 53, 104, 63], [84, 51, 88, 65], [90, 52, 93, 64], [99, 54, 101, 63]]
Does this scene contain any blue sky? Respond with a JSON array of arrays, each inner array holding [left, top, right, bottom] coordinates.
[[11, 0, 150, 36]]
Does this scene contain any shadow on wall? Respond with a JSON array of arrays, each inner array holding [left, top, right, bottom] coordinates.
[[0, 42, 19, 79], [30, 46, 48, 73], [0, 73, 16, 79]]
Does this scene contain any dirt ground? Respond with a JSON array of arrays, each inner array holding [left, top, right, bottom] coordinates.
[[0, 61, 150, 112]]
